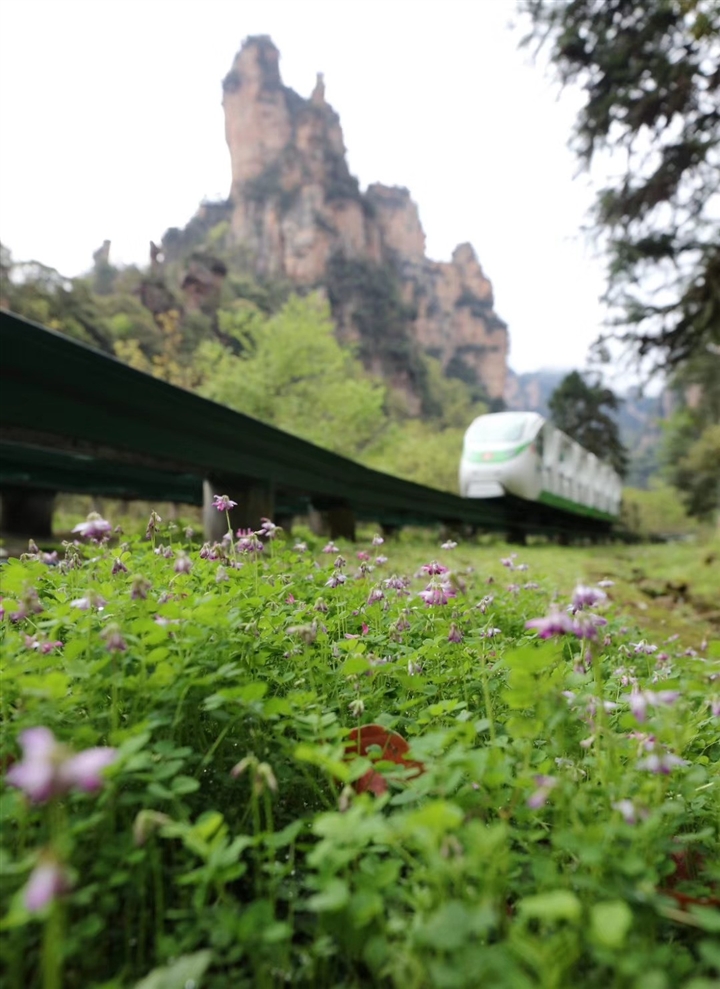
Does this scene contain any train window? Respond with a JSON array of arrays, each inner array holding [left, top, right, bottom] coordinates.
[[467, 414, 529, 443], [535, 431, 544, 458]]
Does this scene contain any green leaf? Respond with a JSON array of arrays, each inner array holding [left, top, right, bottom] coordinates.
[[341, 654, 371, 675], [518, 890, 582, 923], [133, 950, 212, 989], [306, 878, 350, 913], [590, 900, 633, 948], [688, 906, 720, 933]]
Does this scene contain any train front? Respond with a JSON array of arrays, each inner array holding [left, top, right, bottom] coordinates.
[[459, 411, 543, 499]]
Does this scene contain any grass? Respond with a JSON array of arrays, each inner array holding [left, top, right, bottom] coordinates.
[[1, 512, 718, 988]]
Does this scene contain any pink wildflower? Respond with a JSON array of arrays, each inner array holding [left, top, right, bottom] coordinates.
[[419, 579, 456, 606], [6, 727, 117, 803], [24, 856, 72, 913], [212, 494, 237, 512], [72, 513, 112, 542], [571, 584, 607, 612], [173, 552, 192, 574], [447, 623, 463, 643], [525, 610, 576, 638], [422, 560, 449, 576], [527, 775, 557, 809]]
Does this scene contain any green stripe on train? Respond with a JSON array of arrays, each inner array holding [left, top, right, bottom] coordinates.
[[538, 490, 617, 522], [467, 442, 530, 463]]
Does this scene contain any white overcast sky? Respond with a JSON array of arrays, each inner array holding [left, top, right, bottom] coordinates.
[[0, 0, 613, 375]]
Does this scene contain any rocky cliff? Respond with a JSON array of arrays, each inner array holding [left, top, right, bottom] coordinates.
[[167, 36, 509, 407]]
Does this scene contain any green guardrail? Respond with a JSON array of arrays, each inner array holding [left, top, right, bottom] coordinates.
[[0, 310, 612, 535]]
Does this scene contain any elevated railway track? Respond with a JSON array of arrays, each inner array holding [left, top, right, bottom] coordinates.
[[0, 310, 616, 542]]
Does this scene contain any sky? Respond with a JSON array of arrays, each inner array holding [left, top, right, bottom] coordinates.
[[0, 0, 613, 376]]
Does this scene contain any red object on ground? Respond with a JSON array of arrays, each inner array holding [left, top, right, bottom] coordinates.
[[344, 724, 425, 795], [658, 848, 720, 909]]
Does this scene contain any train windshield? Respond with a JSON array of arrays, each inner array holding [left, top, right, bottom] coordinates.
[[466, 414, 529, 445]]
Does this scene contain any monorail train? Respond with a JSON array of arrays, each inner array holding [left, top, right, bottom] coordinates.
[[459, 411, 623, 520]]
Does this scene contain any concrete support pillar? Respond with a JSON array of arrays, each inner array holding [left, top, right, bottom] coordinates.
[[307, 509, 328, 537], [380, 523, 401, 539], [326, 505, 356, 541], [0, 487, 56, 538], [202, 479, 275, 541]]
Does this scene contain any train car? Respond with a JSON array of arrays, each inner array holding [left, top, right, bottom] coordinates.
[[459, 411, 622, 521]]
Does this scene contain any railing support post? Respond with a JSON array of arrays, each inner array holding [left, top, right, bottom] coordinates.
[[0, 487, 56, 538], [326, 505, 356, 541], [203, 479, 275, 542]]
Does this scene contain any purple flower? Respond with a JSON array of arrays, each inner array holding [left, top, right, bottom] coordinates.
[[111, 557, 128, 575], [375, 554, 388, 565], [212, 494, 237, 512], [598, 579, 615, 588], [259, 517, 281, 539], [6, 727, 117, 803], [447, 623, 463, 643], [130, 575, 151, 600], [710, 698, 720, 718], [367, 586, 385, 605], [325, 571, 347, 588], [572, 612, 608, 640], [500, 555, 517, 569], [372, 534, 384, 547], [102, 625, 128, 653], [174, 552, 192, 574], [515, 563, 529, 572], [571, 584, 607, 612], [481, 627, 502, 639], [322, 542, 339, 554], [422, 560, 449, 576], [236, 530, 263, 554], [612, 799, 639, 825], [70, 591, 107, 611], [476, 594, 494, 614], [631, 640, 658, 655], [527, 775, 557, 809], [145, 511, 162, 539], [507, 583, 520, 594], [419, 579, 456, 606], [637, 751, 688, 774], [72, 514, 112, 542], [384, 574, 410, 596], [357, 550, 370, 562], [628, 688, 681, 722], [153, 615, 180, 627], [525, 610, 576, 638], [441, 540, 458, 550], [294, 541, 308, 553], [24, 856, 72, 913]]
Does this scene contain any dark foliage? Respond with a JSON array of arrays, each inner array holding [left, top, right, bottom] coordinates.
[[325, 254, 435, 412], [548, 370, 629, 476], [522, 0, 720, 374]]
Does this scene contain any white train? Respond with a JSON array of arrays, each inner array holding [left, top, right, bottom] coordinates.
[[459, 411, 622, 520]]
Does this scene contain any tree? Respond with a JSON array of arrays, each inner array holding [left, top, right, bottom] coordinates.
[[195, 294, 389, 459], [661, 347, 720, 519], [668, 422, 720, 521], [522, 0, 720, 374], [548, 371, 629, 475]]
